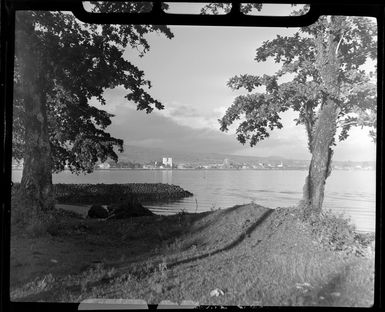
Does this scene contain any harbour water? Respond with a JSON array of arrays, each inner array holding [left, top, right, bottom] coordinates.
[[12, 169, 376, 232]]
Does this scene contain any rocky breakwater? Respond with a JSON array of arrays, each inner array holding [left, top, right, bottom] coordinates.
[[12, 183, 193, 219], [53, 183, 193, 205]]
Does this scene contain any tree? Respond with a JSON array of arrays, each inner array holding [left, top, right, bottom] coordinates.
[[13, 2, 173, 213], [205, 4, 377, 215]]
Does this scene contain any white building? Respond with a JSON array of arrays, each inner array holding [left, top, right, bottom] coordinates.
[[98, 162, 111, 169], [223, 158, 231, 169], [162, 157, 173, 168]]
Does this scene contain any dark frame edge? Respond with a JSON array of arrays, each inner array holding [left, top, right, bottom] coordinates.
[[1, 0, 15, 312], [1, 1, 384, 311], [374, 5, 384, 311]]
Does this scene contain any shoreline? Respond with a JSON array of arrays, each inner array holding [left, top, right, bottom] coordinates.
[[11, 181, 375, 233], [54, 202, 375, 234]]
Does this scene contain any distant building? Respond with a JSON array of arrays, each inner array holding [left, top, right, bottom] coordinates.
[[97, 162, 110, 169], [223, 158, 231, 169], [162, 157, 173, 168]]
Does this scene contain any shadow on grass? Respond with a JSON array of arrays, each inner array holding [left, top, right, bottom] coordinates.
[[167, 209, 274, 269], [181, 204, 266, 240], [14, 207, 274, 301], [306, 266, 348, 306]]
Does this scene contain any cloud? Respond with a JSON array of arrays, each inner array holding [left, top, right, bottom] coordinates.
[[95, 95, 376, 162], [88, 86, 132, 114], [107, 103, 314, 158], [333, 127, 376, 161], [231, 123, 311, 159], [156, 100, 223, 130], [108, 103, 244, 154]]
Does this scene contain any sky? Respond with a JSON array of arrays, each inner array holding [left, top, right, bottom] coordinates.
[[92, 12, 377, 162]]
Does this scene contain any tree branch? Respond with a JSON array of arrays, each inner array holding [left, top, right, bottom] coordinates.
[[335, 32, 345, 56]]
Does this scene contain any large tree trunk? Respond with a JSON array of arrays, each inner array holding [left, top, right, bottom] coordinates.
[[301, 16, 342, 216], [302, 99, 338, 215], [16, 16, 54, 213], [18, 86, 54, 213]]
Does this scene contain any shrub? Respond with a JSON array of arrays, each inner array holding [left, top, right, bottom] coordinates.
[[354, 232, 375, 247], [304, 209, 356, 252]]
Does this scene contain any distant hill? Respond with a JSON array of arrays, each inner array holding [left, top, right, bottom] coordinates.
[[115, 145, 375, 168], [118, 145, 300, 166]]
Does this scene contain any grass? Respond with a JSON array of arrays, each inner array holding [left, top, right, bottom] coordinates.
[[10, 203, 375, 306]]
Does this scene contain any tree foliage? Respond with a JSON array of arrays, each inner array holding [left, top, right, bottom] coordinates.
[[216, 10, 376, 150], [13, 1, 173, 173], [201, 2, 263, 15]]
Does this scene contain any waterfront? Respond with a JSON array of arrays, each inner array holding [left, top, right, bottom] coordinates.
[[12, 169, 376, 232]]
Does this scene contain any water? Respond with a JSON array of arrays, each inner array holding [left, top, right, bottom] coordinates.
[[12, 169, 376, 232]]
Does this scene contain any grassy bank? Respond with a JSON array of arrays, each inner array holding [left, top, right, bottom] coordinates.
[[10, 204, 374, 306]]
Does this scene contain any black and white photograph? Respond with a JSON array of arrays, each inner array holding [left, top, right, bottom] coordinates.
[[5, 0, 379, 308]]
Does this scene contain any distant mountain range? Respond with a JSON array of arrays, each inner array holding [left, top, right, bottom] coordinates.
[[119, 144, 286, 164], [117, 145, 375, 167], [10, 144, 375, 168]]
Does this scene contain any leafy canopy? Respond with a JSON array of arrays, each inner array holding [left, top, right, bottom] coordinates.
[[13, 1, 173, 173], [205, 4, 377, 149]]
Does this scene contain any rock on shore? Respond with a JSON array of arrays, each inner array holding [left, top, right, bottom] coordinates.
[[108, 197, 154, 219], [88, 205, 109, 219]]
